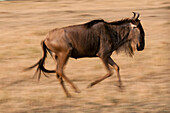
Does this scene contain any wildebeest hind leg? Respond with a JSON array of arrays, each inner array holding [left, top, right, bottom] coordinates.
[[56, 74, 71, 97], [87, 56, 113, 88], [53, 55, 71, 97], [57, 52, 81, 93]]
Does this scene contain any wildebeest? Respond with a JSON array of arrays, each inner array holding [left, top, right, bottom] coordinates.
[[26, 12, 145, 97]]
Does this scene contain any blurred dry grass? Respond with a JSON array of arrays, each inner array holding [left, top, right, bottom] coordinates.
[[0, 0, 170, 113]]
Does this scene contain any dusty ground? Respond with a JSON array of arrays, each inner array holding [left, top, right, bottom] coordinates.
[[0, 0, 170, 113]]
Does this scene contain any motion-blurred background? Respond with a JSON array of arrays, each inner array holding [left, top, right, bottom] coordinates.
[[0, 0, 169, 113]]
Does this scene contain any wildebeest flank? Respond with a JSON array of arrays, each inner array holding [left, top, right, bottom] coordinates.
[[26, 12, 145, 97]]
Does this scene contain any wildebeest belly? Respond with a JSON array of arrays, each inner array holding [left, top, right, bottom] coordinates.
[[70, 47, 98, 58], [70, 36, 100, 58]]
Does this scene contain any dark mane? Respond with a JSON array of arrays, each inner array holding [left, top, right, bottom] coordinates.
[[84, 19, 105, 28], [84, 18, 134, 28], [109, 18, 133, 25]]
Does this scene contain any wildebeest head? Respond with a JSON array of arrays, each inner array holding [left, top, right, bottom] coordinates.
[[114, 12, 145, 56], [130, 12, 145, 51]]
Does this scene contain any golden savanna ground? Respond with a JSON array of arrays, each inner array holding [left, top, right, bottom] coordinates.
[[0, 0, 170, 113]]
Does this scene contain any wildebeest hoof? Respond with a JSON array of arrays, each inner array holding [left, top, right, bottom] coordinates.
[[87, 84, 92, 88], [66, 94, 72, 98], [87, 83, 93, 88], [117, 84, 124, 92], [118, 84, 122, 88], [75, 89, 81, 93]]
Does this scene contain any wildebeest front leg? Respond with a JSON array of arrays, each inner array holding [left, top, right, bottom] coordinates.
[[87, 56, 113, 88], [108, 57, 122, 88]]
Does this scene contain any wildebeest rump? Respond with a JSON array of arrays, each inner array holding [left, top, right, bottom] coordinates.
[[26, 12, 145, 97]]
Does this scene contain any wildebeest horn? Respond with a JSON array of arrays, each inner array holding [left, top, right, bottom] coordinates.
[[132, 12, 140, 20], [132, 12, 136, 19], [136, 12, 140, 20]]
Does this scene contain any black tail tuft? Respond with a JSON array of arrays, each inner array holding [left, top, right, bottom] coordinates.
[[24, 40, 55, 80]]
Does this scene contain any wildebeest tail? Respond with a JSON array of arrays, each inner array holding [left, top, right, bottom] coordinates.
[[24, 40, 55, 80]]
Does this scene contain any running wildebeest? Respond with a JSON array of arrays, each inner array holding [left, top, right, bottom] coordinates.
[[26, 12, 145, 97]]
